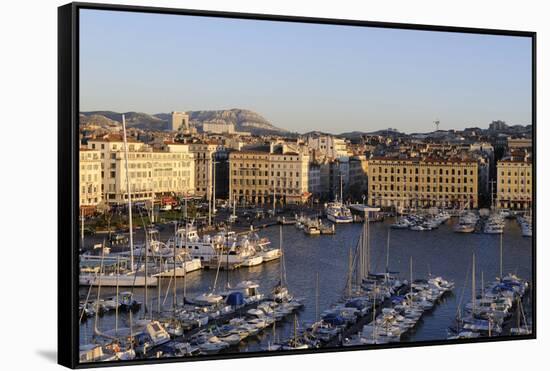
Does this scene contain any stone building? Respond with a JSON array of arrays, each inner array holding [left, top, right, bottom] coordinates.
[[368, 157, 479, 209]]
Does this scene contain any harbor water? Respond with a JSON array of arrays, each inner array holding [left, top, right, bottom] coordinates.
[[79, 217, 532, 351]]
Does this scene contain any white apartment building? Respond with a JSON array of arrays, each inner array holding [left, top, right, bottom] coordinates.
[[87, 136, 195, 204], [79, 149, 102, 207], [307, 135, 349, 159], [203, 122, 235, 134], [269, 143, 310, 204]]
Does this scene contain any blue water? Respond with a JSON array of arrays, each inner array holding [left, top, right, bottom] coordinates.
[[79, 218, 532, 350]]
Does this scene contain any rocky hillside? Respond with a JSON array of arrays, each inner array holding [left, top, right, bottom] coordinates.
[[79, 109, 288, 135]]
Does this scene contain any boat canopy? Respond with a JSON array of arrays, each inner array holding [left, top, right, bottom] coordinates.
[[345, 299, 366, 309], [322, 314, 345, 326], [226, 292, 245, 306]]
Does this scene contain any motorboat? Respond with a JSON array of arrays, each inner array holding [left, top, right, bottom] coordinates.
[[326, 202, 353, 224]]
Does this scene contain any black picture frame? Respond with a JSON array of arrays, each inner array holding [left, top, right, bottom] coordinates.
[[58, 2, 536, 368]]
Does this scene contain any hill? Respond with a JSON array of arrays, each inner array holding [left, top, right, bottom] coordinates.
[[80, 109, 288, 135]]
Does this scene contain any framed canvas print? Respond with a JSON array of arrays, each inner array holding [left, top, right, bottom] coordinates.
[[58, 2, 536, 368]]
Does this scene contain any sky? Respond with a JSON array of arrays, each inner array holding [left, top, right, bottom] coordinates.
[[79, 9, 532, 134]]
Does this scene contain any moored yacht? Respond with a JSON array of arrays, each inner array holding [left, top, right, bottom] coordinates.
[[326, 202, 353, 223]]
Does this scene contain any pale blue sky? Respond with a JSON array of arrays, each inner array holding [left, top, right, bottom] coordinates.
[[80, 9, 532, 134]]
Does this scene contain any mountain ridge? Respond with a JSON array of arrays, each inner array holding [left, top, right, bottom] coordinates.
[[80, 109, 288, 135]]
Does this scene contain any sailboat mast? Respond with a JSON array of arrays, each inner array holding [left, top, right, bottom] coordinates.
[[172, 222, 177, 312], [94, 241, 106, 336], [144, 233, 148, 318], [279, 225, 283, 285], [233, 193, 236, 218], [122, 114, 134, 269], [157, 257, 161, 316], [356, 233, 365, 286], [386, 228, 390, 274], [184, 220, 188, 301], [340, 172, 343, 204], [208, 156, 212, 226], [315, 272, 320, 322], [409, 256, 413, 304], [481, 271, 485, 298], [347, 247, 353, 297], [499, 233, 503, 279], [115, 255, 119, 335], [372, 282, 377, 342], [293, 314, 298, 344], [81, 207, 84, 249], [366, 210, 370, 276], [472, 253, 476, 316]]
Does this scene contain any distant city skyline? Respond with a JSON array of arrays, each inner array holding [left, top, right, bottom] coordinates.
[[80, 9, 532, 134]]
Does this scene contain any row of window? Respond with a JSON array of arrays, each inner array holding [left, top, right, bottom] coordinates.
[[80, 164, 100, 170], [500, 171, 531, 177], [501, 179, 530, 185], [370, 193, 474, 199], [233, 189, 301, 195], [81, 174, 99, 182], [232, 162, 302, 169], [233, 170, 301, 177], [372, 176, 474, 184], [80, 185, 99, 194], [371, 185, 474, 193], [233, 179, 301, 187], [499, 188, 532, 194], [371, 166, 475, 176]]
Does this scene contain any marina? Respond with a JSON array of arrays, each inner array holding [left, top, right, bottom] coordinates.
[[79, 214, 532, 360]]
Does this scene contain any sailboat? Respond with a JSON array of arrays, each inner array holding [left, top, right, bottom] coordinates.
[[271, 226, 292, 302], [281, 315, 309, 350], [80, 249, 137, 362], [510, 297, 531, 335], [79, 115, 157, 287]]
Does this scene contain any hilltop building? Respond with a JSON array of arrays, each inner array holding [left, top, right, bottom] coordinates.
[[203, 122, 235, 134], [172, 111, 190, 132]]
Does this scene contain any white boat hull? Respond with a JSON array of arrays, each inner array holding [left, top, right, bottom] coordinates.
[[79, 273, 158, 287], [154, 259, 202, 277], [327, 214, 353, 223], [241, 256, 263, 267]]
